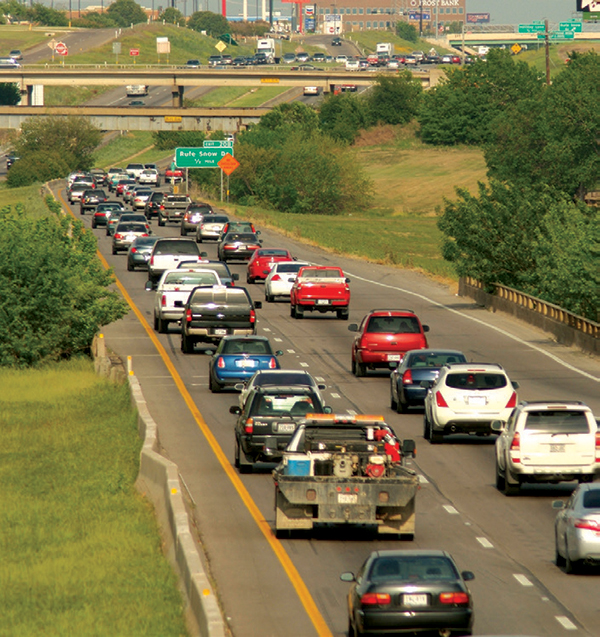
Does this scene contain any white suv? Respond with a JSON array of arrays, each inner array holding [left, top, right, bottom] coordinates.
[[423, 363, 519, 444], [494, 401, 599, 496]]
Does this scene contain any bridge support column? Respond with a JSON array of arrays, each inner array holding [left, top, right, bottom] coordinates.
[[172, 85, 184, 107], [19, 85, 34, 106]]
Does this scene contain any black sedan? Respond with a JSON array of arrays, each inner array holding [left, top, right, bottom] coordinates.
[[217, 233, 262, 262], [390, 349, 466, 413], [341, 549, 474, 637]]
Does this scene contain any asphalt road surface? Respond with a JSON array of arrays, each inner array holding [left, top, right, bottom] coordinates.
[[53, 183, 600, 637]]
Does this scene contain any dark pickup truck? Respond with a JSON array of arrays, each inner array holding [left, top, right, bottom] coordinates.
[[157, 194, 192, 226], [181, 285, 261, 353]]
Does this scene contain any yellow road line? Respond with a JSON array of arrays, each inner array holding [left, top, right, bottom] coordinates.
[[58, 187, 333, 637]]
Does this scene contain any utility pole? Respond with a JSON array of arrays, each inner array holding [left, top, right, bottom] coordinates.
[[544, 18, 550, 85], [419, 0, 423, 37]]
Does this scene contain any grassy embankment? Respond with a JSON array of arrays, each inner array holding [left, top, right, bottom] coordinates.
[[0, 358, 188, 636]]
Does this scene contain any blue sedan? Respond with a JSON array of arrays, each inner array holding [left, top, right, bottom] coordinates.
[[390, 349, 467, 413], [208, 336, 283, 393]]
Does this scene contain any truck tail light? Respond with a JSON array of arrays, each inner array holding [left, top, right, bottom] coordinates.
[[114, 233, 123, 240], [244, 418, 254, 434], [361, 593, 391, 606], [439, 592, 470, 605], [186, 309, 192, 324], [510, 432, 521, 463], [161, 294, 166, 307], [250, 310, 256, 324], [402, 369, 413, 385], [159, 204, 164, 211], [217, 357, 225, 368], [505, 391, 517, 409], [268, 357, 277, 369], [435, 392, 448, 408]]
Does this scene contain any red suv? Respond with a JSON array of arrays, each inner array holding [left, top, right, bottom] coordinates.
[[349, 309, 430, 377]]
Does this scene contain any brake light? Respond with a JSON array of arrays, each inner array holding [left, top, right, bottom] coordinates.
[[224, 245, 236, 250], [150, 256, 154, 266], [402, 369, 413, 385], [217, 357, 225, 368], [505, 391, 517, 409], [161, 294, 166, 307], [436, 392, 448, 408], [250, 309, 256, 323], [510, 432, 521, 463], [596, 432, 600, 462], [114, 233, 123, 239], [271, 274, 281, 281], [439, 592, 470, 605], [186, 309, 192, 323], [160, 204, 164, 210], [361, 593, 391, 606], [141, 233, 148, 237], [130, 248, 137, 254], [244, 418, 254, 434], [269, 357, 277, 369]]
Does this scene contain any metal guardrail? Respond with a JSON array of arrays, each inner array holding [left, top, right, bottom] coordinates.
[[464, 276, 599, 339]]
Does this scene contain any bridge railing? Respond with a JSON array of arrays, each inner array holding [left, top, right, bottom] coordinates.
[[459, 276, 599, 355]]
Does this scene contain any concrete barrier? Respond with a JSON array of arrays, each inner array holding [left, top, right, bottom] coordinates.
[[459, 277, 599, 356], [91, 334, 226, 637]]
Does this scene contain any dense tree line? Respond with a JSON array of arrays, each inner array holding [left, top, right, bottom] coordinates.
[[0, 200, 127, 367]]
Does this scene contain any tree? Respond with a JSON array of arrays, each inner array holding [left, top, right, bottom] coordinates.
[[319, 92, 369, 144], [395, 21, 417, 43], [0, 203, 128, 367], [153, 130, 206, 150], [187, 11, 229, 37], [106, 0, 147, 27], [418, 50, 544, 145], [29, 3, 68, 26], [437, 180, 598, 320], [13, 116, 101, 173], [257, 101, 319, 132], [159, 7, 185, 26], [367, 71, 423, 126], [486, 51, 600, 197], [0, 82, 20, 105], [6, 149, 71, 187]]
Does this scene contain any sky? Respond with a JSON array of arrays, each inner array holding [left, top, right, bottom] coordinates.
[[465, 1, 580, 24]]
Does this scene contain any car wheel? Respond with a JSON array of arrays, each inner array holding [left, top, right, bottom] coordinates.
[[180, 227, 187, 236], [555, 533, 566, 567], [295, 305, 304, 319], [157, 317, 168, 334], [495, 460, 506, 491], [112, 246, 117, 255], [355, 361, 366, 377], [127, 260, 134, 271], [234, 437, 241, 468], [503, 470, 520, 496], [423, 413, 431, 440], [181, 334, 194, 354], [265, 291, 273, 303], [153, 314, 159, 331], [195, 235, 201, 243], [290, 304, 296, 318], [390, 385, 398, 411], [397, 392, 408, 414], [209, 373, 221, 393], [337, 308, 349, 320], [564, 541, 579, 574], [91, 219, 97, 228], [247, 275, 254, 284], [348, 616, 357, 637], [80, 209, 84, 215], [158, 216, 165, 227]]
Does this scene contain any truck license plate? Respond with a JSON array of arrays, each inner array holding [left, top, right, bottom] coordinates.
[[387, 354, 401, 361], [550, 444, 565, 453], [214, 329, 227, 336], [278, 423, 296, 433], [338, 494, 358, 504], [316, 299, 329, 305], [403, 594, 428, 606]]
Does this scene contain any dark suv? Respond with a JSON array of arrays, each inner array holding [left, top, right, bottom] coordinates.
[[229, 385, 330, 472], [80, 189, 108, 214], [144, 191, 165, 219]]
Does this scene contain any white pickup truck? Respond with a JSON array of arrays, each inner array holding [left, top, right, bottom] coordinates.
[[147, 237, 208, 287], [149, 268, 221, 333]]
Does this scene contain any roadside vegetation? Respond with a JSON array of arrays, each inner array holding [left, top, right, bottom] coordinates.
[[0, 358, 188, 636]]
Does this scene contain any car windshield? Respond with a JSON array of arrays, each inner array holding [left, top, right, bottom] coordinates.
[[222, 339, 271, 355], [154, 241, 199, 256], [523, 410, 589, 434], [367, 316, 420, 334], [250, 393, 320, 418], [445, 373, 507, 390], [408, 352, 465, 367], [368, 556, 458, 582], [164, 271, 218, 286]]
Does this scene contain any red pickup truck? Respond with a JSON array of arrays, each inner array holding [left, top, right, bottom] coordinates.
[[289, 266, 350, 320]]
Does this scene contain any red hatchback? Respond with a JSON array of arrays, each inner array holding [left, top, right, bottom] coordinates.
[[247, 248, 294, 284], [349, 310, 430, 377]]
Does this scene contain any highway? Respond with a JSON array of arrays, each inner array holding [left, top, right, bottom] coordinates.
[[54, 184, 600, 637]]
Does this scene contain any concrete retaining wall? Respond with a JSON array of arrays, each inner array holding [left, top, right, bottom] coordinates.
[[91, 334, 226, 637], [458, 278, 599, 356]]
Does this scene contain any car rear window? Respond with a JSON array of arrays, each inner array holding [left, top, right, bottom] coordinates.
[[226, 233, 258, 242], [300, 268, 343, 278], [154, 240, 200, 256], [276, 263, 304, 273], [367, 316, 420, 334], [222, 339, 270, 355], [369, 556, 458, 582], [445, 373, 507, 390], [259, 249, 288, 256], [523, 410, 590, 434], [583, 490, 600, 508], [189, 288, 250, 305], [116, 223, 146, 232], [164, 271, 218, 286], [255, 372, 311, 387], [250, 393, 319, 417], [204, 216, 228, 224], [408, 352, 466, 367]]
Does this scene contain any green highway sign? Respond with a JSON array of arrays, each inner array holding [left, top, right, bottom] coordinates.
[[540, 31, 575, 39], [203, 140, 234, 148], [518, 23, 546, 33], [175, 147, 231, 168], [559, 21, 582, 31]]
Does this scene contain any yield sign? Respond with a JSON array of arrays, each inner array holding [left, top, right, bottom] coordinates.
[[218, 153, 240, 176]]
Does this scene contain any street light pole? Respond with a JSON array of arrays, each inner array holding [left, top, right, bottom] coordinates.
[[419, 0, 423, 37]]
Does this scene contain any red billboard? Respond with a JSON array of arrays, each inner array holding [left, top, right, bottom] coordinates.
[[466, 13, 490, 23]]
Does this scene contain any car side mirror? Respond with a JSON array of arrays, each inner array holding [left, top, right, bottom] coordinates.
[[229, 405, 241, 415], [234, 383, 245, 392], [292, 256, 297, 261], [317, 384, 326, 390], [490, 420, 505, 432], [461, 571, 475, 582], [402, 439, 416, 457], [255, 230, 261, 235], [422, 325, 430, 333], [323, 406, 333, 414], [145, 280, 155, 291], [200, 251, 208, 258], [552, 500, 566, 510], [345, 278, 351, 283], [254, 301, 262, 309], [263, 269, 270, 274], [511, 380, 520, 389], [275, 350, 283, 356], [232, 273, 240, 281], [205, 349, 216, 356], [348, 324, 358, 332], [340, 572, 355, 583]]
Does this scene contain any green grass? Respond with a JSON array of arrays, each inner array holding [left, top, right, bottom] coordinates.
[[93, 131, 156, 169], [0, 358, 188, 636], [347, 31, 452, 56], [0, 25, 57, 53], [231, 86, 293, 106], [45, 84, 117, 106], [518, 40, 597, 77], [0, 183, 55, 218], [188, 85, 292, 107]]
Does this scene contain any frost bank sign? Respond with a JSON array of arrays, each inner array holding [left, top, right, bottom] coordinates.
[[409, 0, 461, 6]]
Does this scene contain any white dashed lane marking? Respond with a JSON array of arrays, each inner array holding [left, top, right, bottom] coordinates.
[[287, 349, 296, 354], [443, 505, 459, 515], [476, 537, 494, 549], [274, 338, 283, 342], [513, 574, 533, 587], [330, 393, 340, 398], [555, 616, 577, 630], [299, 362, 309, 367]]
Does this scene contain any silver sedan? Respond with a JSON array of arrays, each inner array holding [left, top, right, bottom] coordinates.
[[554, 482, 600, 573]]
